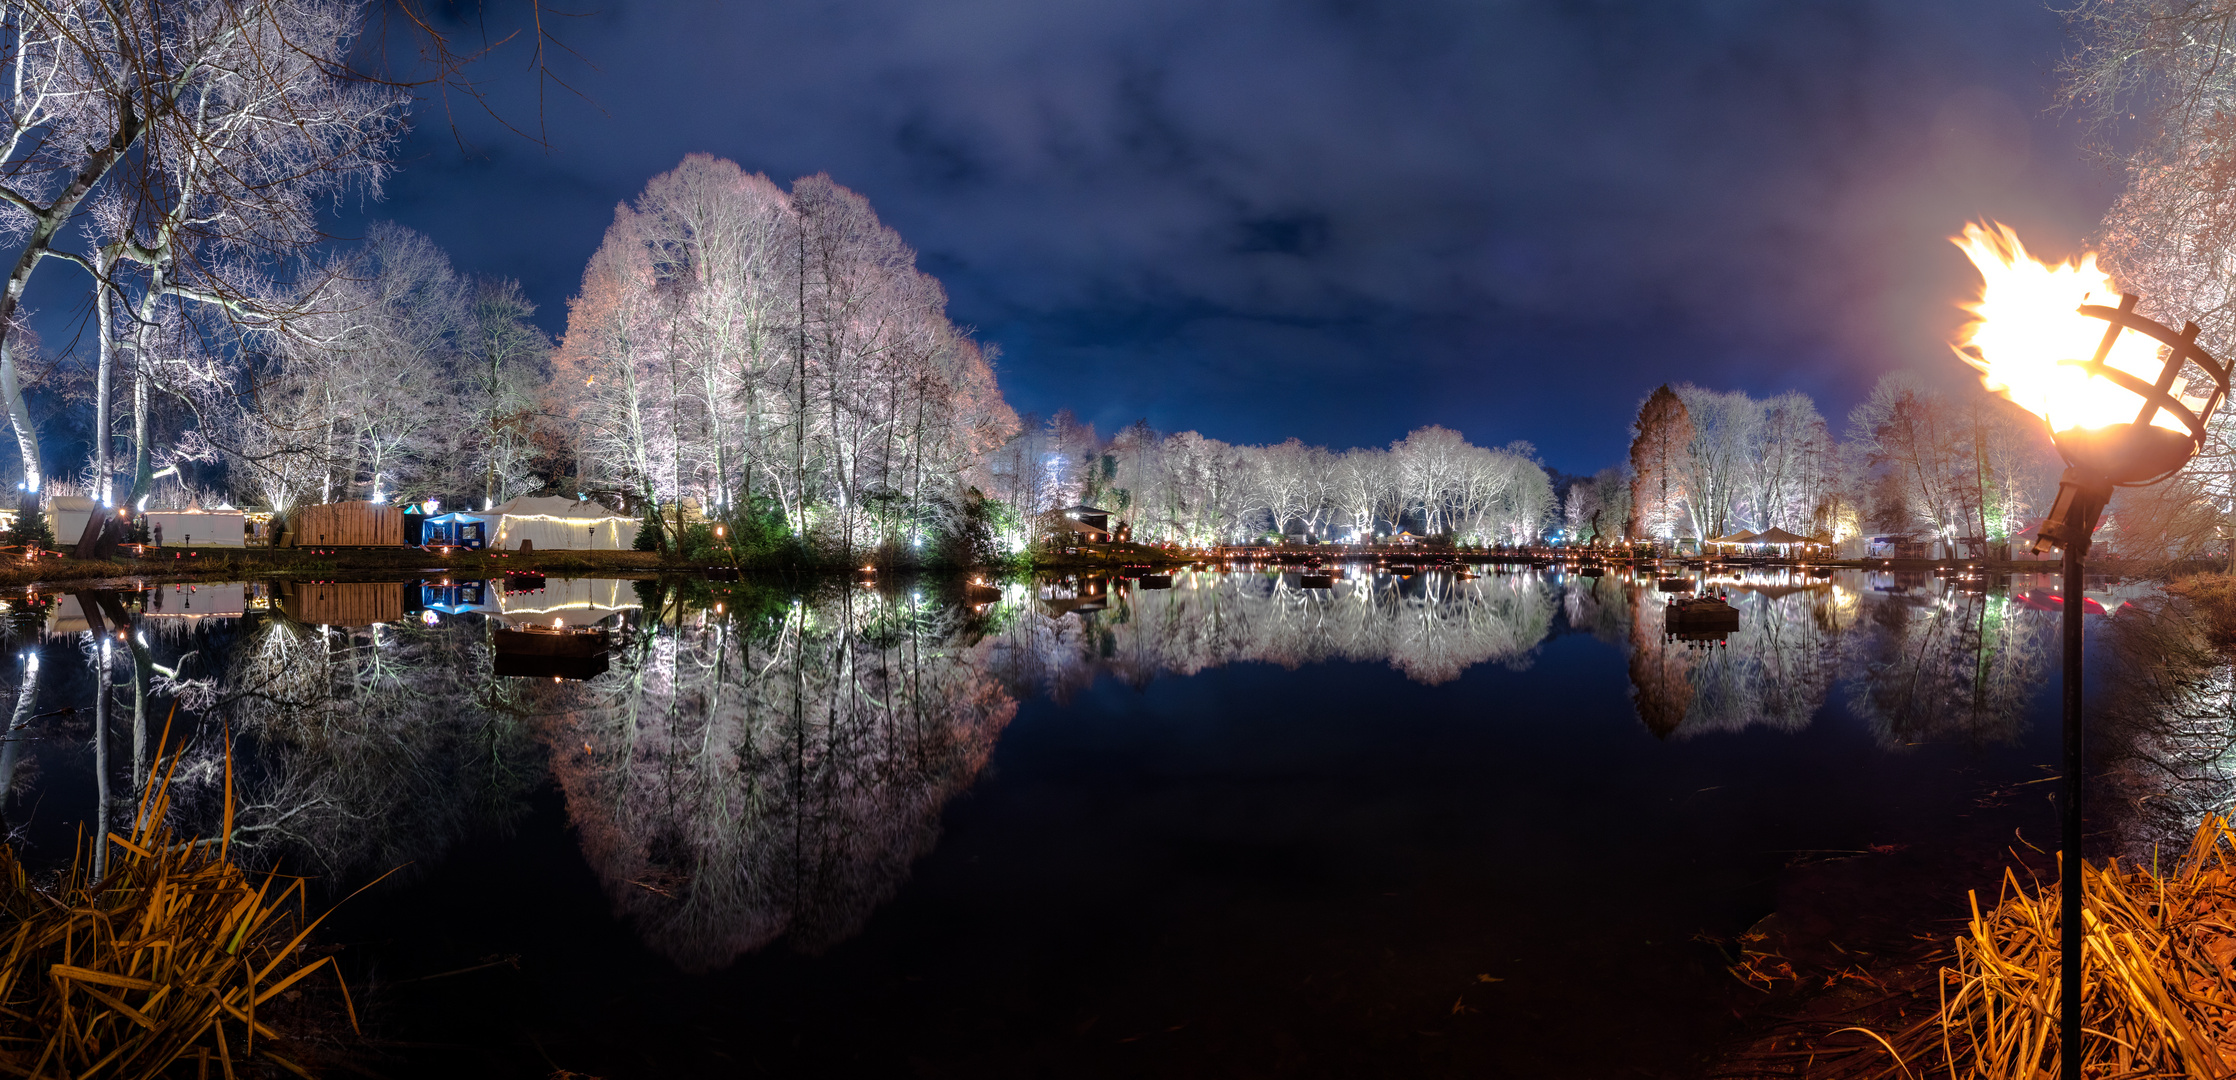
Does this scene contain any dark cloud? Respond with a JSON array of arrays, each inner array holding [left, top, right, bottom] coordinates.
[[332, 0, 2114, 471]]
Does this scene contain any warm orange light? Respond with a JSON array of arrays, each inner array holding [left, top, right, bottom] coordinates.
[[1952, 221, 2203, 437]]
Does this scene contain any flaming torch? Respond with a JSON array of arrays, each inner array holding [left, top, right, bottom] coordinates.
[[1952, 220, 2233, 1079]]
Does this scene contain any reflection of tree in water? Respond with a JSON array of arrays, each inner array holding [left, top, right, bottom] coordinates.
[[1562, 575, 1634, 644], [212, 615, 540, 879], [0, 595, 537, 884], [2094, 597, 2236, 859], [537, 584, 1015, 971], [1627, 590, 1693, 738], [983, 571, 1558, 695], [1625, 581, 1851, 739], [0, 570, 2090, 972], [1843, 589, 2050, 747]]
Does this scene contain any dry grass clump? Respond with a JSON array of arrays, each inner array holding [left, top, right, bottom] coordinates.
[[0, 736, 361, 1078], [1847, 814, 2236, 1078], [2165, 572, 2236, 651]]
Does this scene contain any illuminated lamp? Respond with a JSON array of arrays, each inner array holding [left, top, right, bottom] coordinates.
[[1953, 221, 2234, 1080]]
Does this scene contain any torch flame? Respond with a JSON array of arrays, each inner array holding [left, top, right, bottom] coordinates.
[[1952, 221, 2201, 436]]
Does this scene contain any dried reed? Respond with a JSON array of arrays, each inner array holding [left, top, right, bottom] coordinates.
[[1850, 815, 2236, 1078], [0, 726, 363, 1078]]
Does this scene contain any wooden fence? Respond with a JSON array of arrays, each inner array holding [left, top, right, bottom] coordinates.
[[288, 502, 405, 547]]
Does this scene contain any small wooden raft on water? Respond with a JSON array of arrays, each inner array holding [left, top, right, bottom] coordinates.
[[1664, 594, 1738, 633]]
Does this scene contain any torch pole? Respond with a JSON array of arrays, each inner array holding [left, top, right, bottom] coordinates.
[[2060, 538, 2085, 1080]]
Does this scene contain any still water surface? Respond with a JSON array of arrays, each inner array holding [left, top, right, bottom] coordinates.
[[0, 567, 2125, 1076]]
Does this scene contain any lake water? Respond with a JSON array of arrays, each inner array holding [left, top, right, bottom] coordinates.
[[0, 565, 2163, 1077]]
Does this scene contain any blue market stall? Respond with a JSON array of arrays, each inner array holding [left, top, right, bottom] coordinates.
[[421, 511, 496, 550]]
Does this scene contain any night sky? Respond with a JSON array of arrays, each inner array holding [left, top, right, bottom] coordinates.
[[322, 0, 2115, 475]]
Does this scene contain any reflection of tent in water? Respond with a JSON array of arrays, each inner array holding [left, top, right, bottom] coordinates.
[[491, 497, 638, 551], [1727, 581, 1831, 601], [144, 583, 247, 617], [279, 581, 409, 625], [1037, 577, 1109, 615], [420, 579, 488, 613], [487, 577, 641, 628], [44, 594, 93, 635]]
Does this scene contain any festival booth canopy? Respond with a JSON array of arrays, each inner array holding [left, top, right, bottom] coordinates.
[[44, 496, 98, 547], [146, 505, 245, 548], [492, 497, 639, 551], [1709, 530, 1759, 545], [1750, 527, 1813, 546], [421, 511, 496, 549]]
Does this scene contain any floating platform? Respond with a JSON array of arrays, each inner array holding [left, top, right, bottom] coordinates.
[[494, 625, 611, 659], [1665, 595, 1740, 633]]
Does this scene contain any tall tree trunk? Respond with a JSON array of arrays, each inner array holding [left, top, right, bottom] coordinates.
[[483, 345, 501, 508], [0, 95, 148, 514], [127, 367, 153, 508], [92, 247, 116, 505]]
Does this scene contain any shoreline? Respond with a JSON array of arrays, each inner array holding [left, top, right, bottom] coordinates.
[[0, 546, 2185, 592]]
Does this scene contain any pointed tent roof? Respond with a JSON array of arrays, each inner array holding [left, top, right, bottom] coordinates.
[[1712, 529, 1759, 544], [1752, 527, 1813, 545]]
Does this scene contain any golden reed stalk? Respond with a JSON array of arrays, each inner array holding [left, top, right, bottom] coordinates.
[[0, 719, 369, 1078], [1843, 815, 2236, 1078]]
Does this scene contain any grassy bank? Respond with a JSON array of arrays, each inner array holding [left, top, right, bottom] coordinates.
[[1714, 816, 2236, 1078], [0, 747, 360, 1077]]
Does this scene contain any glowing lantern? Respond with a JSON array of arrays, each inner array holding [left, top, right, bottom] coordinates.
[[1953, 221, 2232, 550], [1954, 221, 2236, 1079]]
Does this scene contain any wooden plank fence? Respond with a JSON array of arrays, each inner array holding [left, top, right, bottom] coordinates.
[[288, 501, 405, 547]]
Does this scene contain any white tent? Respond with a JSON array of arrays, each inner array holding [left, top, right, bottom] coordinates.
[[45, 496, 97, 547], [492, 497, 639, 551], [147, 508, 245, 548]]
